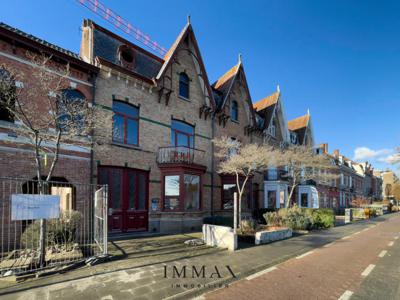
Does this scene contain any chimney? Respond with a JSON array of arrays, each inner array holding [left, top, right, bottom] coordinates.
[[321, 143, 328, 154], [333, 149, 340, 157]]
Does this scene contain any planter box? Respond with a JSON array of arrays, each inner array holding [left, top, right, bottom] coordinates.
[[255, 228, 292, 245], [202, 224, 237, 251]]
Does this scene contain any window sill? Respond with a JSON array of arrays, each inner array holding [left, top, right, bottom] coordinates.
[[178, 96, 190, 102], [111, 142, 141, 151], [230, 119, 239, 124]]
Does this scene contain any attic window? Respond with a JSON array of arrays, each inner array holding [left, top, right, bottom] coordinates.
[[119, 45, 135, 69]]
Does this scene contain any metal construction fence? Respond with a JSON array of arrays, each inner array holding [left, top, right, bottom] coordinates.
[[0, 177, 108, 276]]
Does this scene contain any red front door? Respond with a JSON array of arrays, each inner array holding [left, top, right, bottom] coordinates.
[[98, 166, 148, 233]]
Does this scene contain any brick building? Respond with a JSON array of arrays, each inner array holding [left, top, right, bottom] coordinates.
[[0, 22, 98, 247]]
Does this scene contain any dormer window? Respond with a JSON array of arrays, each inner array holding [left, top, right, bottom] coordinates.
[[231, 100, 238, 121], [119, 45, 135, 69], [179, 72, 189, 99]]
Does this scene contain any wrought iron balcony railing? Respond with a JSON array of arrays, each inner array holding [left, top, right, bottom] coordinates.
[[157, 146, 206, 165]]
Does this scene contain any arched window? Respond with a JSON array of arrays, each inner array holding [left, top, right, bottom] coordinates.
[[0, 67, 15, 122], [112, 101, 139, 146], [58, 89, 86, 132], [231, 100, 238, 121], [179, 72, 189, 99]]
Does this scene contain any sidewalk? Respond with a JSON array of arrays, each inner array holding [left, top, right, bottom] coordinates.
[[0, 214, 396, 300]]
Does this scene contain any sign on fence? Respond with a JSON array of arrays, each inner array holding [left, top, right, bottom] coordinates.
[[11, 194, 60, 220]]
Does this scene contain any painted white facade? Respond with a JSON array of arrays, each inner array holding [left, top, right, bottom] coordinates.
[[264, 181, 288, 208], [298, 185, 319, 208]]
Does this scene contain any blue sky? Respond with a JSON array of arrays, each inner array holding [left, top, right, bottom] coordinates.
[[1, 0, 399, 171]]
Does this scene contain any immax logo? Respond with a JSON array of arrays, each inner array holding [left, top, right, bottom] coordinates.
[[163, 265, 236, 279]]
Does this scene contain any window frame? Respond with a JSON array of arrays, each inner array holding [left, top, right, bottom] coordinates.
[[112, 100, 140, 146], [161, 169, 203, 212], [171, 119, 195, 148], [230, 100, 238, 122], [220, 175, 252, 210], [178, 72, 190, 99]]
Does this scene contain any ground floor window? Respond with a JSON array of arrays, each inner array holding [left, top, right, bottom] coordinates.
[[221, 176, 251, 210], [267, 190, 276, 208], [162, 171, 202, 211]]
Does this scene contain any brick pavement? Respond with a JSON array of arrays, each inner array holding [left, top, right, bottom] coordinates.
[[203, 214, 400, 300], [0, 214, 397, 300]]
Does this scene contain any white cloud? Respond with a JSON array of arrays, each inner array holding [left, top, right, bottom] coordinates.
[[378, 154, 400, 164], [353, 147, 392, 161]]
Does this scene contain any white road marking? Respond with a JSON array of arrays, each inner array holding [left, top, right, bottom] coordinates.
[[361, 264, 376, 277], [353, 231, 361, 235], [394, 236, 399, 240], [324, 242, 335, 248], [338, 290, 354, 300], [388, 241, 394, 247], [191, 296, 205, 300], [246, 266, 277, 280], [296, 251, 314, 259], [362, 228, 369, 232], [342, 235, 350, 240], [378, 250, 387, 258]]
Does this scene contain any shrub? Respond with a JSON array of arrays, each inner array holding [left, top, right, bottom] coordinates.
[[21, 210, 82, 250], [309, 209, 334, 229], [263, 211, 281, 227], [263, 205, 334, 231], [239, 218, 257, 235]]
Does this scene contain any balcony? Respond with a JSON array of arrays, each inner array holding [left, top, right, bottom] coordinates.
[[157, 146, 206, 166]]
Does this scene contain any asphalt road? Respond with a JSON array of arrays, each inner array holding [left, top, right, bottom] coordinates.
[[202, 213, 400, 300]]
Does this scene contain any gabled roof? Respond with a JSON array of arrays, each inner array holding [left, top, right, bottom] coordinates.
[[212, 63, 240, 95], [0, 22, 98, 72], [253, 91, 280, 112], [288, 114, 310, 131], [155, 20, 215, 108]]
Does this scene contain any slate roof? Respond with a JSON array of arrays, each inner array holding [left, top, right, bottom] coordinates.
[[0, 22, 81, 60]]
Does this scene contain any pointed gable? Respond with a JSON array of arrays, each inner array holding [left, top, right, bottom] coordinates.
[[155, 20, 215, 109], [288, 114, 313, 146], [212, 57, 255, 125]]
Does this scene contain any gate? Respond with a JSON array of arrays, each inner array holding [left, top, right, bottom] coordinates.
[[0, 177, 108, 276]]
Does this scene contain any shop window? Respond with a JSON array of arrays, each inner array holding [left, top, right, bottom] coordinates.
[[113, 100, 139, 146], [179, 72, 189, 99]]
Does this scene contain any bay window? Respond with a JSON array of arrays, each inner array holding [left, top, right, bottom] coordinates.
[[162, 171, 201, 211]]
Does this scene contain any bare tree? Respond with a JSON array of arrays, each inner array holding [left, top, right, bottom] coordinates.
[[277, 145, 339, 207], [0, 52, 109, 266], [214, 136, 280, 228]]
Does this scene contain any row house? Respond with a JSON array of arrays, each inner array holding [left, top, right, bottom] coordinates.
[[0, 22, 98, 246], [374, 170, 399, 201], [1, 18, 383, 238]]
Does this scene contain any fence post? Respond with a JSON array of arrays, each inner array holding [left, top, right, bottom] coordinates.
[[233, 192, 238, 234], [103, 185, 108, 255]]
